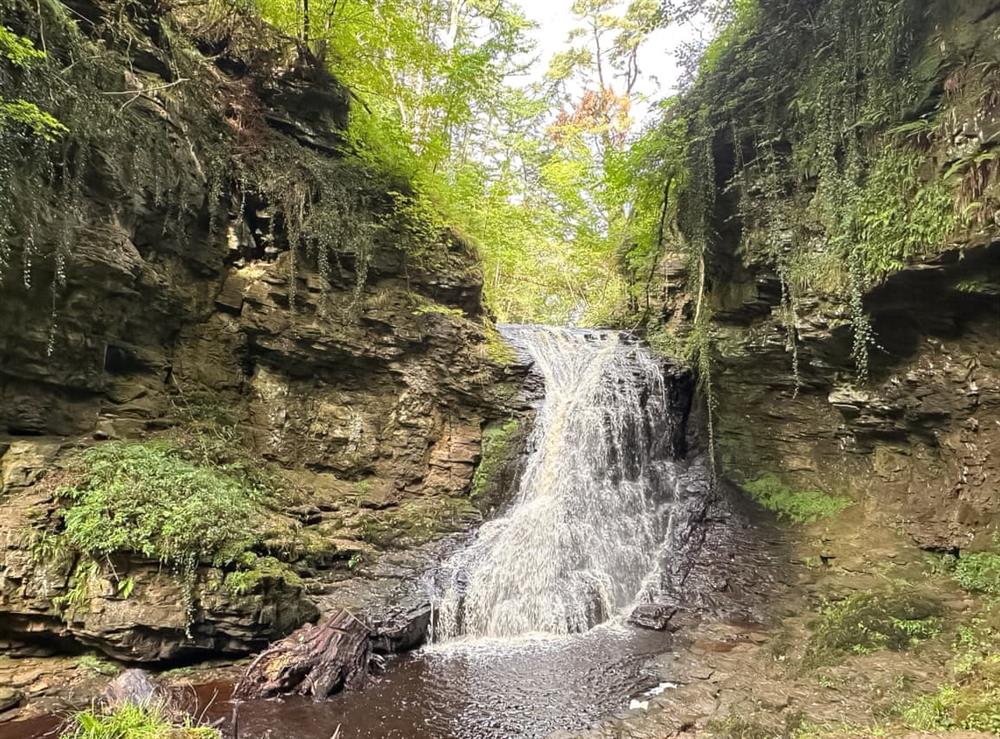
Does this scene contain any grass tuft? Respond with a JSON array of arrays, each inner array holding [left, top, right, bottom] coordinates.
[[60, 701, 220, 739], [742, 475, 851, 524]]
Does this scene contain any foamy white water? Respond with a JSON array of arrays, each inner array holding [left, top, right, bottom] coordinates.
[[434, 325, 678, 640]]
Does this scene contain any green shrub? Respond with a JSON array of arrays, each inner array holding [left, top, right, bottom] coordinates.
[[59, 441, 273, 570], [60, 701, 220, 739], [742, 475, 851, 524], [806, 589, 942, 664], [954, 552, 1000, 596]]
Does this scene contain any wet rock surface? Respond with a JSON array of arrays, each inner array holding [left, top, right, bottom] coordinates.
[[101, 669, 159, 707]]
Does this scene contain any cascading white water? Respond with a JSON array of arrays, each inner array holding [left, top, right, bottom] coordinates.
[[434, 324, 677, 640]]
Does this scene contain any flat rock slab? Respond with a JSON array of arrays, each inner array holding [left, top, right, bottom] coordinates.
[[0, 688, 23, 715]]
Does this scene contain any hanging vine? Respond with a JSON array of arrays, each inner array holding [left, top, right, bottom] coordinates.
[[642, 0, 984, 385]]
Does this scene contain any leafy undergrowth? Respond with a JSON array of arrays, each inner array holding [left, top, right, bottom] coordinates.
[[805, 588, 942, 666], [898, 607, 1000, 734], [44, 439, 301, 606], [742, 475, 852, 524], [60, 701, 220, 739], [953, 552, 1000, 596], [60, 441, 274, 569]]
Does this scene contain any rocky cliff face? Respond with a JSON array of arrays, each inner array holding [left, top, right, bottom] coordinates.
[[649, 0, 1000, 554], [709, 244, 999, 552], [0, 0, 520, 662]]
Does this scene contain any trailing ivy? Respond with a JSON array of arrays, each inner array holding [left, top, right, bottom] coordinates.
[[626, 0, 995, 383], [0, 0, 461, 338]]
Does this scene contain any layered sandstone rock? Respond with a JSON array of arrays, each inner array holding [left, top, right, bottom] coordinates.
[[0, 0, 521, 662]]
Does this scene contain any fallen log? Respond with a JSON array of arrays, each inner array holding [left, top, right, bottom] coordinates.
[[234, 609, 371, 700]]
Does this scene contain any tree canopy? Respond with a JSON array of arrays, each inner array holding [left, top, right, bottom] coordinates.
[[251, 0, 675, 325]]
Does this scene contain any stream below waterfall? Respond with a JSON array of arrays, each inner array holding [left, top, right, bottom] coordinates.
[[195, 625, 674, 738]]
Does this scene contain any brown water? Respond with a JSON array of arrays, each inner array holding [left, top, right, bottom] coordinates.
[[213, 625, 673, 739], [0, 624, 674, 739]]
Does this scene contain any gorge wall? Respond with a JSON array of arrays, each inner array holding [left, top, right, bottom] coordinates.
[[644, 0, 1000, 555], [0, 0, 521, 662]]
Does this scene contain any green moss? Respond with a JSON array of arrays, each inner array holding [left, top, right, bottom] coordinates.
[[59, 441, 275, 570], [75, 654, 120, 677], [481, 323, 516, 366], [223, 554, 302, 596], [412, 302, 465, 318], [60, 701, 220, 739], [805, 589, 942, 665], [953, 552, 1000, 596], [742, 475, 851, 524], [355, 498, 477, 549], [471, 419, 519, 500]]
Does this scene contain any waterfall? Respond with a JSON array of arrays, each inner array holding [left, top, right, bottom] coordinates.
[[434, 324, 678, 640]]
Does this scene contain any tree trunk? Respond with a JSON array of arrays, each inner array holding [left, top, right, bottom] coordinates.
[[234, 610, 371, 701]]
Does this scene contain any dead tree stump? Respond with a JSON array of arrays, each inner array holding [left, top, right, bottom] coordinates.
[[234, 609, 371, 700]]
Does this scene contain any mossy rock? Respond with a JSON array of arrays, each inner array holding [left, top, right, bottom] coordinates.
[[805, 588, 943, 665], [224, 554, 302, 596], [353, 498, 479, 549], [470, 418, 523, 515]]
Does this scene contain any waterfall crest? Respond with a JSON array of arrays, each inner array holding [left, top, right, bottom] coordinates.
[[435, 325, 678, 640]]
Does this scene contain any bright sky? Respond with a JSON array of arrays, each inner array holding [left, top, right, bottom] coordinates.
[[515, 1, 701, 125]]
